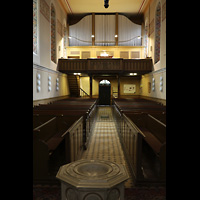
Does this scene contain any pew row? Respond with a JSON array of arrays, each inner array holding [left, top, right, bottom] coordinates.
[[113, 104, 166, 186], [33, 98, 98, 182], [113, 98, 166, 115]]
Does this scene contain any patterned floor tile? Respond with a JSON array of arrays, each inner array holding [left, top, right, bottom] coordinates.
[[81, 106, 134, 188]]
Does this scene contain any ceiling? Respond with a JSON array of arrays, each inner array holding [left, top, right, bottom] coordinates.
[[61, 0, 149, 15]]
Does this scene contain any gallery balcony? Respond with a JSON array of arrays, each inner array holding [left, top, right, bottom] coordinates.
[[57, 58, 153, 75]]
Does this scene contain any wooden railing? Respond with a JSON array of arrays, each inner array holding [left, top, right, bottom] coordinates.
[[58, 58, 152, 74], [80, 88, 89, 97], [62, 116, 84, 162], [113, 105, 144, 182]]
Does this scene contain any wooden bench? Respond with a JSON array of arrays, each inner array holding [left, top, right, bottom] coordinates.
[[33, 114, 55, 129], [126, 113, 166, 180], [113, 100, 166, 114], [33, 98, 98, 182], [112, 98, 166, 185], [126, 113, 166, 152], [33, 115, 84, 181]]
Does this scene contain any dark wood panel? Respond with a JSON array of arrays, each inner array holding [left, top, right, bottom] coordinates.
[[58, 58, 153, 74]]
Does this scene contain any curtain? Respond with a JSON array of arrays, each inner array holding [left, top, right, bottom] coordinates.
[[95, 15, 115, 46], [69, 15, 92, 46], [118, 15, 142, 46]]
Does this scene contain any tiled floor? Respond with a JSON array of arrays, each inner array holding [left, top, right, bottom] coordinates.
[[81, 106, 134, 188]]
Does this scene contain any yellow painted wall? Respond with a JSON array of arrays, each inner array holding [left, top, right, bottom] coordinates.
[[80, 75, 141, 97]]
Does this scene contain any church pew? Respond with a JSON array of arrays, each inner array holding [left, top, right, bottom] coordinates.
[[33, 115, 83, 181], [33, 98, 98, 182], [126, 113, 166, 154], [33, 99, 97, 114], [33, 114, 55, 129], [113, 98, 166, 114], [148, 113, 166, 124], [113, 103, 166, 185], [126, 113, 166, 182]]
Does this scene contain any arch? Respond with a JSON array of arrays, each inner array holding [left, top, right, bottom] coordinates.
[[99, 79, 111, 85], [51, 3, 56, 63], [144, 17, 149, 58], [33, 0, 38, 54], [154, 1, 161, 64]]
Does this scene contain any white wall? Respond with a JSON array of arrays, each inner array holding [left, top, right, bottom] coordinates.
[[141, 0, 166, 100], [33, 0, 69, 101]]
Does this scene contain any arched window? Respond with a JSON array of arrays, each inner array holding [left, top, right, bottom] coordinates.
[[33, 0, 37, 54], [155, 2, 161, 64], [144, 18, 149, 58], [51, 4, 56, 63], [99, 80, 111, 85]]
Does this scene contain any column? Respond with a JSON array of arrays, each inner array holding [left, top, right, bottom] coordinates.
[[118, 75, 120, 98], [90, 75, 93, 98], [92, 13, 95, 46], [115, 13, 118, 46]]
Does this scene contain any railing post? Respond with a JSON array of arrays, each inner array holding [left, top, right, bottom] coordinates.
[[82, 112, 88, 150]]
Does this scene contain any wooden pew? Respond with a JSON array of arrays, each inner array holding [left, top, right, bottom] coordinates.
[[127, 113, 166, 155], [33, 98, 98, 182], [112, 99, 166, 185], [113, 98, 166, 115], [33, 114, 54, 129], [33, 115, 83, 181]]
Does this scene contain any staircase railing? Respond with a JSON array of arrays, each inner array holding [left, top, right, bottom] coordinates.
[[80, 88, 89, 97]]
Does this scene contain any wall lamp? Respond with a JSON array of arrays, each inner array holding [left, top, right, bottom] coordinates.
[[104, 0, 109, 8]]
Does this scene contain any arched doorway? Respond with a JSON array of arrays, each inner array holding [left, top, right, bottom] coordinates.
[[99, 79, 111, 105]]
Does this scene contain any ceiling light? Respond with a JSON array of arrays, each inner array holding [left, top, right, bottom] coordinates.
[[91, 35, 95, 38], [115, 35, 118, 38], [129, 73, 137, 76], [74, 73, 81, 75]]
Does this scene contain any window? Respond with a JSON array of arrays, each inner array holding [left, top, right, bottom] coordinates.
[[144, 18, 149, 58], [155, 2, 161, 64], [51, 4, 56, 63], [33, 0, 37, 54]]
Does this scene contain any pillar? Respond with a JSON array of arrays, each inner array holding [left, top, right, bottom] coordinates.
[[92, 13, 95, 46], [90, 75, 93, 98], [118, 75, 120, 98], [115, 13, 118, 46]]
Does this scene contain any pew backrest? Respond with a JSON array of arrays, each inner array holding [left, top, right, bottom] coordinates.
[[33, 117, 57, 141], [147, 114, 166, 143]]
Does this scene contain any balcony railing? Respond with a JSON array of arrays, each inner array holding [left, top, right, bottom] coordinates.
[[58, 58, 152, 74]]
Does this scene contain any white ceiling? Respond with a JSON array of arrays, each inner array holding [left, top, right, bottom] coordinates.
[[61, 0, 149, 15]]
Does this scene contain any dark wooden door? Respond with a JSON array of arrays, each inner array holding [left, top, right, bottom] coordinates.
[[99, 85, 111, 105]]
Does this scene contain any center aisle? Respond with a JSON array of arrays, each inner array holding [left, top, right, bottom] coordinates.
[[81, 106, 134, 188]]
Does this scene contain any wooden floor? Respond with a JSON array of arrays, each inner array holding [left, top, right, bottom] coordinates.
[[81, 105, 134, 188]]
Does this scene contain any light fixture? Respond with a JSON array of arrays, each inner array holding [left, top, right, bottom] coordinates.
[[129, 73, 137, 76], [160, 76, 163, 92], [37, 73, 41, 93], [115, 35, 118, 38], [104, 0, 109, 8], [152, 77, 155, 91], [91, 35, 95, 38], [68, 36, 72, 39], [73, 73, 81, 75]]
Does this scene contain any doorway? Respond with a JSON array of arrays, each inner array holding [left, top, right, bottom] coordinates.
[[99, 80, 111, 105]]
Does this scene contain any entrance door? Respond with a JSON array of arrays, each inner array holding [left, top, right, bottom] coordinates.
[[99, 80, 111, 105]]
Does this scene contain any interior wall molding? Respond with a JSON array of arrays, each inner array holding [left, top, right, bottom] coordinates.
[[33, 63, 67, 77]]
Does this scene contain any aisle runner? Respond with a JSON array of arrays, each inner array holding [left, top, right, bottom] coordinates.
[[81, 106, 134, 188]]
